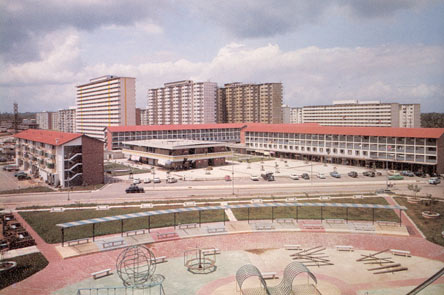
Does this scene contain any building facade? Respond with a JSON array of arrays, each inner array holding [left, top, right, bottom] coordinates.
[[58, 107, 76, 133], [105, 123, 246, 150], [36, 111, 56, 130], [217, 82, 283, 124], [14, 129, 104, 188], [243, 124, 444, 174], [147, 80, 217, 125], [76, 75, 136, 141], [282, 106, 303, 124], [122, 139, 230, 169], [139, 108, 149, 126], [301, 100, 420, 127]]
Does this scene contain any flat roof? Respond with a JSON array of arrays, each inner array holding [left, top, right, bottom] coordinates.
[[123, 139, 227, 150], [56, 202, 407, 228], [106, 123, 248, 133]]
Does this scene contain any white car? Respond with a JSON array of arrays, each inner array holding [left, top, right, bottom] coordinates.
[[289, 174, 299, 180], [133, 178, 141, 184], [153, 177, 161, 183], [317, 173, 326, 179], [250, 175, 260, 181], [143, 178, 151, 184]]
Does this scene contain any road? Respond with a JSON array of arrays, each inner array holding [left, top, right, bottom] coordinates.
[[1, 175, 442, 209]]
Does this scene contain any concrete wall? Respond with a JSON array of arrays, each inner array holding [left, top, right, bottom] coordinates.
[[81, 136, 104, 185]]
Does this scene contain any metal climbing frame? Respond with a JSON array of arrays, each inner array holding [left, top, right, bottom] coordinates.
[[236, 262, 319, 295], [183, 247, 217, 274]]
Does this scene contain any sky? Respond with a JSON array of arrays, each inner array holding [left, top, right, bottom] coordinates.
[[0, 0, 443, 113]]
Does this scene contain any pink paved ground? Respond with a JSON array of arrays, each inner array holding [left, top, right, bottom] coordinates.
[[2, 207, 444, 295]]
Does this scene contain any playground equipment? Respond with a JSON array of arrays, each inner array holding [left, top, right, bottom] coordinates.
[[289, 245, 334, 267], [116, 245, 165, 292], [236, 261, 320, 295], [184, 247, 217, 274]]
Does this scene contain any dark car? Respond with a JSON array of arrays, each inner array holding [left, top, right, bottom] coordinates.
[[301, 173, 310, 180], [17, 174, 31, 180], [347, 171, 358, 178], [363, 171, 375, 177], [261, 172, 275, 181], [125, 184, 145, 193], [401, 171, 414, 177]]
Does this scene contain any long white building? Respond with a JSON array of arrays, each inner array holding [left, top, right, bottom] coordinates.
[[76, 75, 136, 141], [301, 100, 420, 127], [147, 80, 217, 125]]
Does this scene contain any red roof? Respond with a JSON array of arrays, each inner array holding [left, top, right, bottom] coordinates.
[[106, 123, 249, 132], [244, 124, 444, 138], [14, 129, 83, 146]]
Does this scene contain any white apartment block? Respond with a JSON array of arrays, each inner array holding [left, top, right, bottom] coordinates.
[[147, 80, 217, 125], [301, 100, 420, 127], [139, 108, 149, 125], [58, 107, 76, 133], [36, 111, 56, 130], [282, 105, 302, 124], [76, 75, 136, 141], [50, 112, 59, 131]]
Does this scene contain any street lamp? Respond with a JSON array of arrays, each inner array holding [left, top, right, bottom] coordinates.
[[152, 166, 155, 190], [231, 150, 235, 195]]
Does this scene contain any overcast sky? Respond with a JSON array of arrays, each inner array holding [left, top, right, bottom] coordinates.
[[0, 0, 443, 113]]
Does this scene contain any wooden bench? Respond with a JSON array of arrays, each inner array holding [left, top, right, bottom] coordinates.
[[320, 196, 331, 200], [140, 203, 153, 209], [353, 195, 364, 199], [336, 245, 354, 252], [150, 256, 167, 264], [50, 207, 65, 213], [285, 197, 297, 202], [67, 238, 90, 246], [284, 244, 302, 250], [124, 229, 150, 237], [96, 205, 110, 211], [156, 232, 178, 239], [390, 249, 411, 257], [262, 272, 278, 280], [353, 224, 375, 231], [326, 219, 345, 224], [377, 221, 399, 227], [91, 268, 112, 279], [102, 239, 124, 249], [302, 224, 324, 230], [207, 227, 226, 233], [202, 248, 221, 255], [276, 218, 294, 224], [251, 199, 263, 204], [183, 201, 196, 207], [179, 223, 198, 230], [255, 224, 275, 230]]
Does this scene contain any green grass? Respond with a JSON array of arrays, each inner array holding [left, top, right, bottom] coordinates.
[[0, 253, 49, 290], [0, 186, 54, 195], [232, 197, 400, 222], [19, 204, 226, 244], [104, 162, 150, 175], [58, 183, 105, 192], [395, 197, 444, 246]]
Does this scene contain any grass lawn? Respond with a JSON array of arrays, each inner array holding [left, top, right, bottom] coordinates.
[[395, 197, 444, 247], [19, 204, 226, 244], [0, 186, 54, 195], [232, 197, 400, 222], [104, 162, 150, 176], [0, 253, 49, 290], [58, 183, 105, 192]]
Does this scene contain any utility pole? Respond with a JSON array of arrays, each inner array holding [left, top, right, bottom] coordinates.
[[13, 102, 19, 134]]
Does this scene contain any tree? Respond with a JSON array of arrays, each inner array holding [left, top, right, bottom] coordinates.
[[407, 184, 421, 200]]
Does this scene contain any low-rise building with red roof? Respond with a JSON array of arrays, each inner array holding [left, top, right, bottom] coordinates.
[[14, 129, 104, 187]]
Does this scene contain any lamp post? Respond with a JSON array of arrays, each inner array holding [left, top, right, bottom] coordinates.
[[152, 167, 155, 190], [231, 150, 235, 195]]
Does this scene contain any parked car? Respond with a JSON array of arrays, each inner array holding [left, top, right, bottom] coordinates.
[[429, 177, 441, 185], [14, 171, 27, 177], [401, 171, 414, 177], [166, 177, 177, 183], [3, 165, 19, 171], [17, 173, 31, 180], [143, 178, 151, 184], [0, 157, 7, 162], [250, 175, 260, 181], [261, 172, 275, 181], [330, 171, 341, 178], [133, 178, 141, 184], [153, 177, 161, 183], [317, 173, 326, 179], [301, 173, 310, 180], [376, 189, 393, 194], [224, 175, 232, 181], [363, 171, 375, 177], [388, 174, 404, 180], [125, 184, 144, 193], [387, 170, 398, 176], [347, 171, 358, 178], [289, 174, 299, 180], [414, 171, 424, 177]]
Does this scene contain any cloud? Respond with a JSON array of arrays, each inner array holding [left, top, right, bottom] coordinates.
[[1, 42, 443, 112], [0, 0, 167, 62], [189, 0, 427, 38]]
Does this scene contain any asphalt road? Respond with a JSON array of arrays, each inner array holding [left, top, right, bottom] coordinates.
[[1, 175, 442, 209]]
